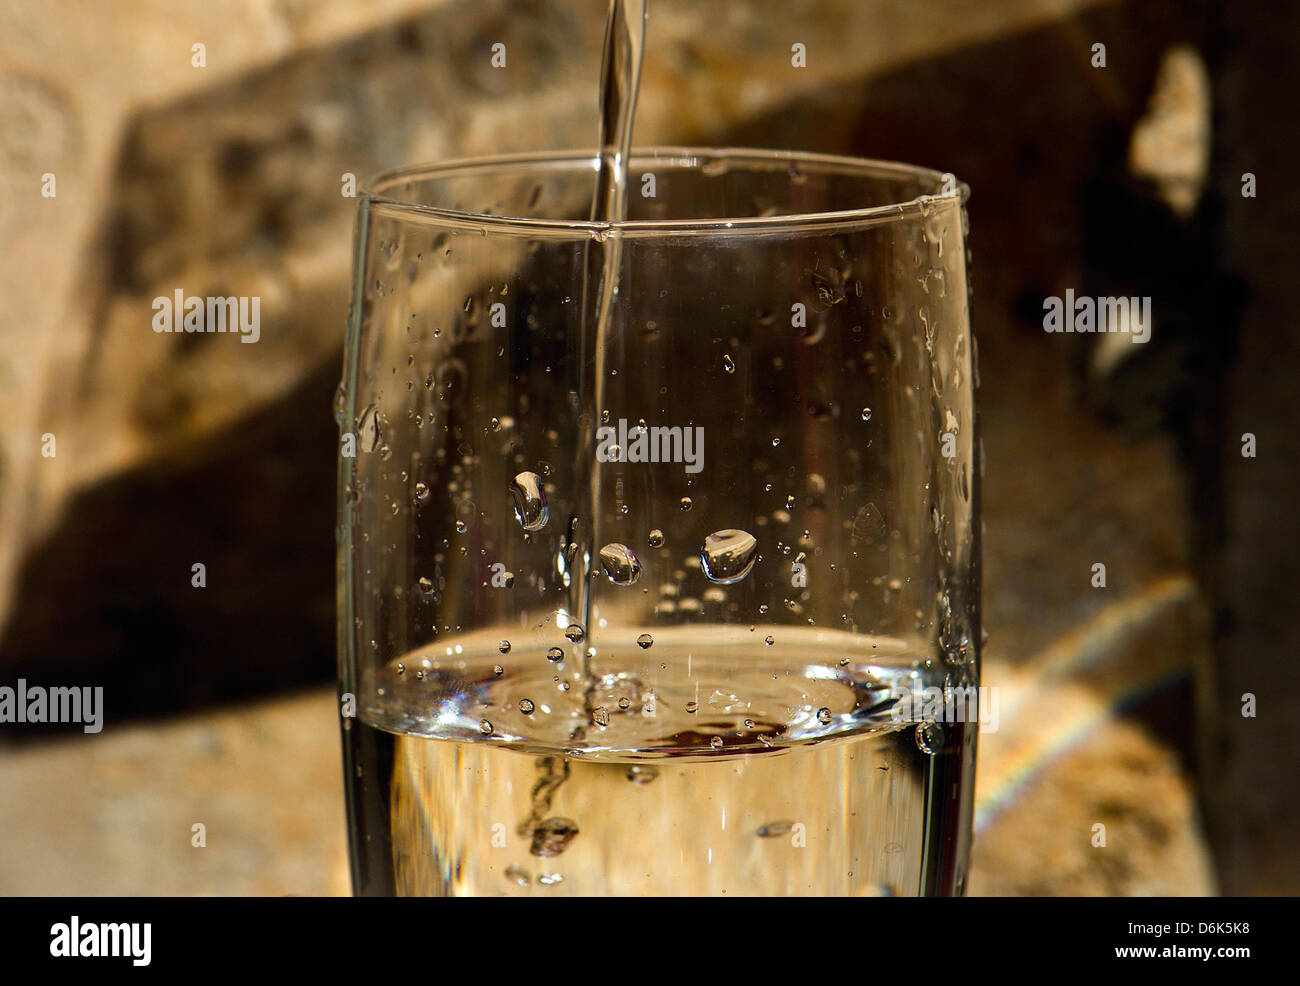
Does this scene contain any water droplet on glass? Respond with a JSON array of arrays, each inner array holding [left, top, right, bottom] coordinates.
[[700, 529, 758, 584], [598, 543, 643, 585], [851, 503, 887, 545], [636, 633, 653, 649], [757, 820, 795, 839], [499, 640, 511, 654], [417, 577, 437, 596], [764, 634, 775, 646], [509, 471, 549, 532], [479, 719, 494, 735], [709, 736, 724, 749], [861, 407, 873, 421], [564, 623, 585, 643], [685, 701, 698, 714], [915, 721, 942, 754], [680, 497, 693, 511], [413, 481, 430, 503], [817, 707, 833, 724], [455, 519, 468, 534], [519, 698, 535, 715], [647, 529, 665, 548], [357, 404, 381, 453], [546, 647, 565, 663], [592, 707, 610, 727]]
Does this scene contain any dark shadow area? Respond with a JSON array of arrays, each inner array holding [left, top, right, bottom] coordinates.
[[0, 356, 338, 740]]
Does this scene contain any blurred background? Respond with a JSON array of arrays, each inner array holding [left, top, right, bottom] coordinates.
[[0, 0, 1295, 896]]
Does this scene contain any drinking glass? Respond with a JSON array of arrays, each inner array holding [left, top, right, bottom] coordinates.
[[337, 148, 978, 896]]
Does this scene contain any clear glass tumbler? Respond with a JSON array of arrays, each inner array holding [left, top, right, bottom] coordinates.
[[337, 148, 978, 896]]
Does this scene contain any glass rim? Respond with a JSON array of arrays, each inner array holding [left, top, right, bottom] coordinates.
[[364, 146, 966, 237]]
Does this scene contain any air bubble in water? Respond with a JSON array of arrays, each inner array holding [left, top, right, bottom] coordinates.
[[529, 817, 579, 858], [564, 623, 585, 643], [700, 529, 758, 584], [479, 719, 494, 735], [636, 632, 653, 649], [861, 407, 873, 421], [519, 699, 535, 714], [626, 765, 659, 785], [817, 707, 833, 724], [546, 647, 565, 663], [417, 577, 436, 596], [710, 736, 723, 749], [509, 471, 549, 532], [598, 543, 643, 585], [647, 529, 665, 547], [499, 640, 511, 654], [722, 354, 736, 374], [680, 497, 693, 511], [765, 635, 775, 646], [414, 482, 430, 502]]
